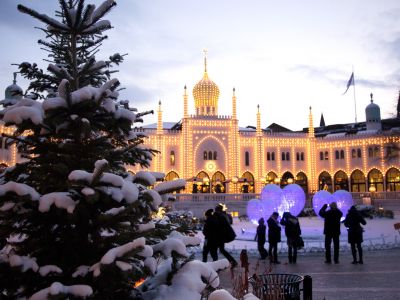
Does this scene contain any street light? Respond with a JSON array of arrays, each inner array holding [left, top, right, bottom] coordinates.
[[287, 178, 294, 184], [274, 177, 280, 185]]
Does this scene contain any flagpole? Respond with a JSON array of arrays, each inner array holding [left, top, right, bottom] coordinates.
[[353, 66, 357, 124]]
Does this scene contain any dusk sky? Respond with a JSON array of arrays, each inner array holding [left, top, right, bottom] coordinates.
[[1, 0, 400, 130]]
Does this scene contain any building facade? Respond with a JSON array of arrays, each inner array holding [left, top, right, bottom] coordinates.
[[130, 57, 400, 195]]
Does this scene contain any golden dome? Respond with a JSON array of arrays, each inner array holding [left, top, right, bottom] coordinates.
[[193, 53, 219, 116]]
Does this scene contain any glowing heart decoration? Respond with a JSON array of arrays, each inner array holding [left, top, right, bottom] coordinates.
[[281, 184, 306, 217], [246, 198, 264, 225], [312, 190, 353, 221], [260, 184, 284, 218], [332, 190, 353, 220], [312, 190, 334, 219]]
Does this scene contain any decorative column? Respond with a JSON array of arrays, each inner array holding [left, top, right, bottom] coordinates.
[[307, 106, 318, 193]]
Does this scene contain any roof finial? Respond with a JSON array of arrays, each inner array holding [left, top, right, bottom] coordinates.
[[370, 93, 373, 103], [203, 48, 208, 73], [13, 72, 17, 84]]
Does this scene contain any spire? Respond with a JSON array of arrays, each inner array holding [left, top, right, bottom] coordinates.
[[256, 104, 262, 136], [13, 72, 17, 84], [203, 48, 208, 76], [157, 100, 163, 134], [308, 106, 314, 137], [183, 85, 188, 118], [397, 90, 400, 119], [370, 92, 374, 103], [320, 113, 325, 127], [232, 87, 237, 119]]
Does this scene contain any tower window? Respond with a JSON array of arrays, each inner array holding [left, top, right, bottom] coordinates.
[[340, 150, 345, 159], [286, 152, 290, 161], [267, 152, 271, 161], [170, 151, 175, 166], [271, 152, 275, 161], [324, 151, 329, 160], [281, 152, 285, 161], [320, 152, 324, 161], [213, 151, 217, 160], [245, 151, 250, 166], [208, 151, 212, 160], [203, 151, 207, 160]]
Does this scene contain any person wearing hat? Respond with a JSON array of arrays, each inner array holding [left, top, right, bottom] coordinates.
[[267, 212, 281, 264], [319, 202, 343, 264], [344, 205, 366, 264]]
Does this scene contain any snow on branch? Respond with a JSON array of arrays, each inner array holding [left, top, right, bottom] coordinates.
[[9, 254, 39, 272], [91, 0, 116, 24], [153, 179, 186, 194], [39, 192, 77, 213], [133, 171, 156, 186], [0, 181, 40, 201], [29, 282, 93, 300], [38, 265, 63, 276], [1, 98, 43, 126]]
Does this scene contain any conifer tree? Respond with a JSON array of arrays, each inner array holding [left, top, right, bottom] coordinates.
[[0, 1, 215, 299]]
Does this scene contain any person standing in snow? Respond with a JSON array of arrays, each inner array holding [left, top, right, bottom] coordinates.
[[344, 206, 366, 264], [254, 218, 268, 260], [267, 212, 281, 264], [202, 209, 218, 262], [319, 202, 343, 264], [280, 212, 301, 264], [214, 204, 238, 268]]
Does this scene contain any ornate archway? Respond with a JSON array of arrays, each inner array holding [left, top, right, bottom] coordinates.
[[368, 169, 384, 192], [334, 170, 349, 191], [281, 171, 294, 187], [350, 169, 366, 192], [241, 171, 255, 193], [318, 171, 332, 192], [212, 171, 226, 193], [195, 171, 211, 193], [386, 167, 400, 191], [295, 172, 308, 193], [265, 171, 278, 185], [165, 171, 179, 181]]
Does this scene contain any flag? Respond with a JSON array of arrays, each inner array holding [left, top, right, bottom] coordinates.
[[343, 72, 354, 95]]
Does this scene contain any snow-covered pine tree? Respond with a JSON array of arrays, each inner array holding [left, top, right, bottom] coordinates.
[[0, 1, 234, 299]]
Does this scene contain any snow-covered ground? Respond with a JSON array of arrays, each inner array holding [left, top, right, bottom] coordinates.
[[194, 215, 400, 256]]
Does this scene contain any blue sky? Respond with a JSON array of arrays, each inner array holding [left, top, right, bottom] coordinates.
[[1, 0, 400, 130]]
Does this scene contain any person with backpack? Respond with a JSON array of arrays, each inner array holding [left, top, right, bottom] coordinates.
[[202, 209, 219, 262], [214, 204, 238, 268], [344, 206, 366, 264], [280, 212, 302, 264], [267, 212, 281, 264]]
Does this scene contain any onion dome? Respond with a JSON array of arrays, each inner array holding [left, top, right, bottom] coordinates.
[[3, 73, 23, 107], [365, 93, 381, 131], [193, 52, 220, 116]]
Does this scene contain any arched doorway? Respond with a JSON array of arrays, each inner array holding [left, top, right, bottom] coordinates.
[[386, 168, 400, 191], [281, 171, 294, 187], [265, 171, 278, 185], [368, 169, 384, 192], [295, 172, 308, 193], [241, 171, 255, 193], [196, 171, 211, 193], [318, 171, 332, 192], [350, 169, 366, 192], [165, 171, 179, 181], [334, 170, 349, 191], [212, 171, 226, 193]]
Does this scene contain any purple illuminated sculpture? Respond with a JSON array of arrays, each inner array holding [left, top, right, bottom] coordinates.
[[246, 198, 264, 224], [260, 184, 283, 218], [281, 184, 306, 217], [332, 190, 353, 220]]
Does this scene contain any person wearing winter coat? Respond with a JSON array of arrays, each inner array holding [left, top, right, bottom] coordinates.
[[202, 209, 219, 262], [254, 218, 268, 260], [280, 212, 302, 264], [344, 206, 367, 264], [214, 205, 238, 268], [267, 212, 281, 264], [319, 202, 343, 264]]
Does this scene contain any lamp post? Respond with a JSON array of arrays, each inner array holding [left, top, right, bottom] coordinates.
[[287, 177, 294, 184], [232, 176, 239, 194]]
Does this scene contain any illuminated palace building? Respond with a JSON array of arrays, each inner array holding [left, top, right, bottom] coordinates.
[[130, 56, 400, 197], [1, 59, 400, 198]]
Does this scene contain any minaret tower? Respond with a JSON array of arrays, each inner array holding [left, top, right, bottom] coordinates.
[[157, 100, 163, 135], [232, 87, 237, 119], [308, 106, 315, 137], [256, 104, 262, 136], [183, 85, 188, 118], [307, 106, 317, 193]]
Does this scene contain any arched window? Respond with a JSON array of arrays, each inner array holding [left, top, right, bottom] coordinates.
[[318, 171, 332, 191], [324, 151, 329, 160], [334, 170, 349, 191], [357, 148, 361, 158], [340, 150, 345, 159], [267, 152, 271, 161], [320, 152, 324, 161], [296, 153, 300, 161], [213, 151, 217, 160], [271, 152, 275, 161], [301, 152, 304, 161], [165, 171, 179, 181], [245, 151, 250, 166], [351, 149, 356, 158], [386, 168, 400, 191], [368, 169, 384, 192], [281, 152, 286, 161], [208, 151, 213, 160], [203, 151, 207, 160], [335, 150, 340, 160], [350, 169, 366, 192], [373, 147, 379, 158], [368, 147, 373, 158], [286, 152, 290, 161], [170, 150, 175, 166]]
